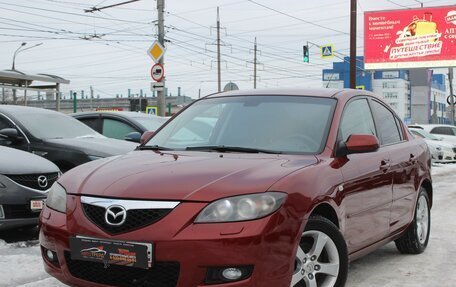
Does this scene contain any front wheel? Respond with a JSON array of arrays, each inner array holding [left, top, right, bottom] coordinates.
[[290, 216, 348, 287], [395, 187, 431, 254]]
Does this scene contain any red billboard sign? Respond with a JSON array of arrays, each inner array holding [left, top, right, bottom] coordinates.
[[364, 5, 456, 70]]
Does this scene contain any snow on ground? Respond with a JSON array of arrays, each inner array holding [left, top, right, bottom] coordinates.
[[0, 164, 455, 287]]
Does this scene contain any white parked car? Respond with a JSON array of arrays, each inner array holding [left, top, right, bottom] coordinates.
[[409, 128, 456, 163], [408, 124, 456, 145]]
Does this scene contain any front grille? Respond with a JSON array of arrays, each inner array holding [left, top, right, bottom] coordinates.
[[82, 204, 172, 234], [5, 173, 58, 191], [64, 252, 179, 287], [2, 204, 40, 219]]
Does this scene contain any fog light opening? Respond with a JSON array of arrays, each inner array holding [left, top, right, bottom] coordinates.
[[222, 268, 243, 281], [205, 265, 253, 284], [46, 250, 55, 261], [42, 246, 60, 267], [0, 205, 4, 219]]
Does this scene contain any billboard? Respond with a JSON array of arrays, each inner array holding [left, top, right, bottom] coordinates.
[[364, 5, 456, 70]]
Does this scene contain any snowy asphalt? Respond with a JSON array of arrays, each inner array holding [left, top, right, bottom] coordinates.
[[1, 164, 455, 287]]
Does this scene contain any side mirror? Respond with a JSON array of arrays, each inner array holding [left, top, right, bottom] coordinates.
[[337, 134, 379, 156], [140, 131, 155, 144], [125, 132, 141, 143], [0, 128, 22, 142]]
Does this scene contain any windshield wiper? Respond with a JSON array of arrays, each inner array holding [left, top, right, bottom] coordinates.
[[185, 145, 281, 154], [137, 145, 173, 151]]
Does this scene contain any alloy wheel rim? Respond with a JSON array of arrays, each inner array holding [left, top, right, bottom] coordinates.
[[290, 230, 339, 287], [416, 195, 429, 245]]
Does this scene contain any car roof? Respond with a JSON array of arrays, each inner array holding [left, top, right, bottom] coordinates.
[[71, 111, 165, 120], [409, 124, 455, 128], [0, 105, 57, 116], [204, 88, 377, 99]]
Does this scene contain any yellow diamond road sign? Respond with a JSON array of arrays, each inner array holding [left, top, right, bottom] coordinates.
[[147, 41, 165, 63]]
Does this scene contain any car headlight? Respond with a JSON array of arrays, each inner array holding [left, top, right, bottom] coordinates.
[[195, 192, 287, 223], [46, 182, 67, 213]]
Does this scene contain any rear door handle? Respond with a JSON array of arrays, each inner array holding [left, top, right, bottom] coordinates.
[[380, 159, 390, 172]]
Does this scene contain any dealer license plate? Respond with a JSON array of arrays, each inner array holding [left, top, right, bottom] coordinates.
[[70, 236, 153, 269], [30, 199, 44, 211]]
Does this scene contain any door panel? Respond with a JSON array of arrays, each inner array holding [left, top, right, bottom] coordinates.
[[388, 141, 421, 232], [341, 150, 392, 254]]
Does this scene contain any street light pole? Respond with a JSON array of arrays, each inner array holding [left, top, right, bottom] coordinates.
[[10, 42, 43, 105], [12, 42, 43, 70], [12, 42, 26, 70]]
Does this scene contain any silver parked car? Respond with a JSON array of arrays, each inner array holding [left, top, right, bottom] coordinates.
[[0, 146, 60, 230]]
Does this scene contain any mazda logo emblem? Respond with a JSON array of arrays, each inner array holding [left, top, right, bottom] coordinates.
[[105, 205, 127, 226], [37, 175, 48, 188]]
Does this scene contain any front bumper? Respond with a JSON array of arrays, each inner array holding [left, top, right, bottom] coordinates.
[[0, 175, 47, 230], [433, 149, 456, 163], [40, 195, 302, 287]]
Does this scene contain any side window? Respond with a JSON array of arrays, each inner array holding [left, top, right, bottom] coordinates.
[[79, 117, 100, 132], [371, 100, 401, 145], [102, 119, 137, 140], [339, 99, 376, 142], [0, 116, 14, 130], [0, 116, 16, 145], [431, 127, 454, 136]]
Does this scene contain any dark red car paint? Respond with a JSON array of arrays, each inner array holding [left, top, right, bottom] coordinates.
[[39, 89, 432, 287]]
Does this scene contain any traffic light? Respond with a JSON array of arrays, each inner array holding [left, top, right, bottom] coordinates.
[[303, 45, 309, 63]]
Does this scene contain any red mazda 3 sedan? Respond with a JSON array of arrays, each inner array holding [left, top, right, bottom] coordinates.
[[40, 89, 432, 287]]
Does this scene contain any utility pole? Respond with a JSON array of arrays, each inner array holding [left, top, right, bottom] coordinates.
[[254, 37, 257, 89], [90, 86, 94, 110], [449, 68, 455, 125], [350, 0, 357, 89], [157, 0, 166, 116], [217, 7, 222, 93], [56, 84, 60, 111], [432, 95, 437, 124]]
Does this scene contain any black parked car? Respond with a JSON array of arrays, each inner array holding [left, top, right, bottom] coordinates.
[[0, 146, 60, 230], [0, 106, 137, 172], [72, 111, 167, 142]]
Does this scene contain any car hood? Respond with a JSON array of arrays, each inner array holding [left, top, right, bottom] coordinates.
[[432, 140, 456, 149], [0, 146, 59, 175], [60, 151, 318, 202], [46, 137, 137, 157]]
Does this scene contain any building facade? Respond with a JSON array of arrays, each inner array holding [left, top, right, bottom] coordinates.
[[322, 56, 448, 124]]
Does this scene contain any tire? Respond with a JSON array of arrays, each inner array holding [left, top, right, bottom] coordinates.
[[290, 216, 348, 287], [395, 187, 431, 254]]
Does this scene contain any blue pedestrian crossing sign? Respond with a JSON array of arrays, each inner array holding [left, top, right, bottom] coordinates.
[[146, 106, 158, 115], [321, 44, 334, 59]]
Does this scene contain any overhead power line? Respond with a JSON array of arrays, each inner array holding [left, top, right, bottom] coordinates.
[[85, 0, 141, 13], [246, 0, 349, 35]]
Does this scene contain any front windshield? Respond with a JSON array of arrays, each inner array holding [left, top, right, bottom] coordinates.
[[17, 112, 101, 139], [411, 129, 440, 141], [146, 95, 336, 154]]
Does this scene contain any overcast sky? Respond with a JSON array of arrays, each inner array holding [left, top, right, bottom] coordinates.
[[0, 0, 454, 99]]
